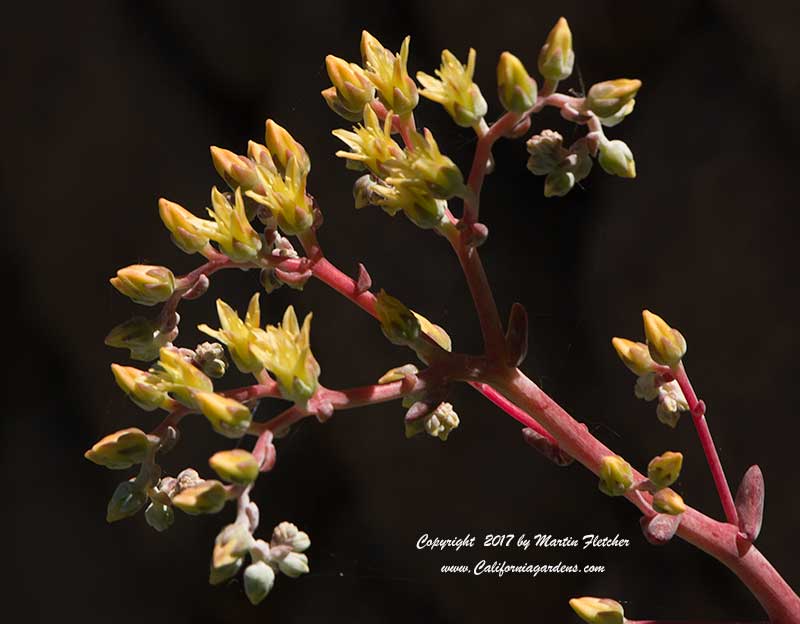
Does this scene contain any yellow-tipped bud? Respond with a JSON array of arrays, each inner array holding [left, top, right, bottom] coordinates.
[[158, 198, 212, 254], [497, 52, 537, 113], [652, 487, 686, 515], [360, 31, 419, 116], [569, 596, 624, 624], [375, 290, 421, 346], [209, 449, 260, 484], [538, 17, 574, 81], [210, 146, 261, 193], [265, 119, 311, 177], [642, 310, 687, 366], [324, 55, 375, 121], [110, 264, 175, 306], [598, 455, 634, 497], [378, 363, 419, 384], [85, 427, 153, 469], [210, 522, 255, 585], [172, 480, 228, 515], [586, 78, 641, 118], [416, 48, 487, 128], [155, 347, 214, 407], [401, 128, 465, 200], [598, 139, 636, 178], [111, 363, 169, 411], [611, 337, 656, 375], [648, 451, 683, 489], [413, 311, 452, 352], [195, 392, 252, 439]]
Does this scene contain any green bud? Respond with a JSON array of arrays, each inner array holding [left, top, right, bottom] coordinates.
[[85, 427, 153, 470], [598, 139, 636, 178], [544, 170, 575, 197], [243, 561, 276, 605], [144, 501, 174, 532], [209, 449, 260, 485], [172, 480, 228, 515], [538, 17, 575, 81], [642, 310, 687, 366], [648, 451, 683, 489], [652, 487, 686, 515], [598, 455, 634, 497], [110, 265, 175, 306], [105, 317, 166, 361], [375, 290, 421, 346], [586, 79, 641, 118], [569, 596, 624, 624], [106, 480, 147, 523], [497, 52, 537, 113]]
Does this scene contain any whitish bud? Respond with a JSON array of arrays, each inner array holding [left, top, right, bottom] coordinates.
[[110, 265, 175, 306], [278, 551, 309, 578], [145, 502, 174, 532], [642, 310, 687, 366], [272, 521, 311, 552], [612, 337, 656, 375], [652, 488, 686, 515], [172, 480, 228, 515], [244, 561, 275, 605], [648, 451, 683, 489], [640, 512, 680, 546], [538, 17, 574, 81], [598, 455, 634, 496], [598, 139, 636, 178], [497, 52, 537, 113], [193, 342, 228, 378], [209, 449, 259, 485], [569, 596, 624, 624], [106, 480, 147, 523], [423, 402, 460, 441], [526, 130, 566, 175], [735, 465, 765, 542], [195, 392, 252, 439], [586, 79, 641, 118], [85, 427, 153, 470]]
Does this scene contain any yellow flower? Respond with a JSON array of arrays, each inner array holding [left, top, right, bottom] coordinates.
[[360, 31, 418, 116], [199, 294, 265, 374], [207, 187, 262, 262], [153, 346, 214, 408], [247, 154, 314, 235], [392, 128, 465, 200], [111, 363, 170, 411], [332, 104, 405, 177], [417, 48, 487, 127], [250, 306, 320, 404]]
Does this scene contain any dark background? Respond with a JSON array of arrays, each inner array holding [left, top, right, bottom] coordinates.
[[3, 1, 799, 622]]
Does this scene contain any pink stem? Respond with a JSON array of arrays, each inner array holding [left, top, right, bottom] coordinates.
[[672, 362, 739, 527], [470, 381, 555, 444]]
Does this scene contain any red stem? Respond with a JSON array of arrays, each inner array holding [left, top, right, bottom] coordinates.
[[470, 381, 555, 443], [672, 362, 739, 527]]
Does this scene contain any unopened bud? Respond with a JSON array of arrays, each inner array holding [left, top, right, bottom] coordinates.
[[272, 521, 311, 552], [145, 502, 174, 532], [497, 52, 537, 113], [569, 596, 624, 624], [538, 17, 574, 81], [376, 290, 420, 346], [159, 198, 211, 254], [195, 392, 252, 439], [735, 465, 764, 542], [648, 451, 683, 489], [652, 488, 686, 515], [598, 455, 634, 497], [598, 139, 636, 178], [172, 480, 228, 515], [526, 130, 566, 175], [612, 337, 656, 375], [106, 480, 147, 523], [210, 146, 260, 192], [85, 427, 153, 470], [111, 364, 168, 411], [544, 170, 576, 197], [105, 317, 166, 362], [110, 265, 175, 306], [209, 449, 260, 485], [586, 79, 641, 118], [324, 55, 375, 120], [244, 561, 276, 605], [640, 513, 680, 546], [277, 551, 309, 578], [378, 364, 419, 385], [193, 341, 228, 378], [265, 119, 310, 176], [423, 402, 460, 441], [210, 522, 253, 585], [642, 310, 687, 366]]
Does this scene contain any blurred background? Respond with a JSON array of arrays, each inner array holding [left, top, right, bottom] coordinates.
[[3, 1, 799, 621]]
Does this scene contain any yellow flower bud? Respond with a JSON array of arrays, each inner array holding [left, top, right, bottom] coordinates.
[[598, 139, 636, 178], [417, 48, 487, 127], [85, 427, 153, 470], [569, 596, 624, 624], [400, 128, 465, 200], [497, 52, 537, 113], [210, 146, 261, 193], [586, 78, 641, 118], [599, 98, 635, 127], [412, 311, 452, 352], [158, 198, 212, 254], [360, 31, 418, 116], [155, 347, 214, 407], [648, 451, 683, 489], [209, 449, 260, 484], [598, 455, 634, 497], [265, 119, 311, 177], [324, 55, 375, 121], [378, 363, 419, 384], [208, 187, 262, 262], [538, 17, 575, 81], [110, 264, 175, 306], [111, 363, 169, 411], [642, 310, 687, 366], [333, 104, 405, 177], [543, 170, 576, 197], [210, 522, 254, 585], [195, 392, 252, 439], [611, 337, 656, 375], [106, 480, 148, 523], [172, 480, 228, 515], [375, 290, 421, 346], [652, 487, 686, 515]]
